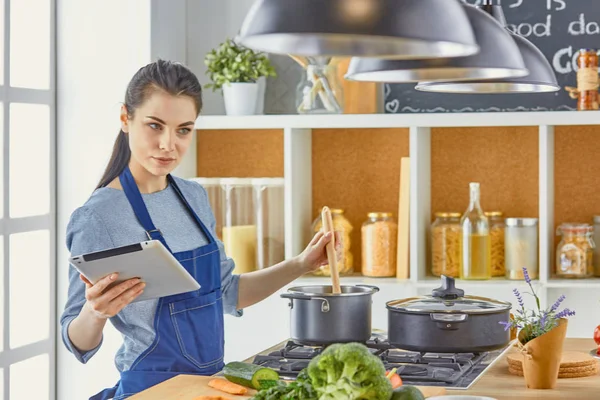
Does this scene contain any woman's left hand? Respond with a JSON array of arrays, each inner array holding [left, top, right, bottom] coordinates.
[[296, 230, 342, 274]]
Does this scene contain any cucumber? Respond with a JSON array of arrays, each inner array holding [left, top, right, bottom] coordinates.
[[223, 362, 280, 389], [390, 386, 425, 400]]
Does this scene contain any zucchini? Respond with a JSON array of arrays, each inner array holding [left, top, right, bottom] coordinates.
[[223, 362, 280, 389]]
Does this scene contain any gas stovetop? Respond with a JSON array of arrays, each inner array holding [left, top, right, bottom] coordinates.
[[252, 333, 512, 389]]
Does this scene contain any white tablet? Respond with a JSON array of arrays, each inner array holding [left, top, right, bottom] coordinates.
[[69, 240, 200, 303]]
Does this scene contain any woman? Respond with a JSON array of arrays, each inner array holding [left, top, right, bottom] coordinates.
[[60, 60, 338, 400]]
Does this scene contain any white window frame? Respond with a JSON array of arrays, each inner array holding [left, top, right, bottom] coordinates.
[[0, 1, 56, 399]]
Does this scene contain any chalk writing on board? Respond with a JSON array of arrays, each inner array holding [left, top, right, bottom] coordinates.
[[384, 0, 597, 113]]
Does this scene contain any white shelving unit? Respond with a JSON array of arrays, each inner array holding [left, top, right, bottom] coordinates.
[[196, 111, 600, 342]]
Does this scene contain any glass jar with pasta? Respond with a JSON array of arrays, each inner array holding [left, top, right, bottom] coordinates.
[[556, 223, 595, 278], [431, 212, 462, 278], [362, 212, 398, 277], [312, 208, 354, 276], [485, 211, 506, 277]]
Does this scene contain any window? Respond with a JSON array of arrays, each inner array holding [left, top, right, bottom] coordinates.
[[0, 1, 55, 400]]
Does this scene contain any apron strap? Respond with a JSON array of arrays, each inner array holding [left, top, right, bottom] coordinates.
[[119, 166, 216, 249], [167, 175, 216, 245], [119, 166, 170, 250]]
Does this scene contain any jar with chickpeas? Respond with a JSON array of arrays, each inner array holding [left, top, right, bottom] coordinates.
[[431, 212, 462, 278], [361, 212, 398, 277], [485, 211, 506, 277]]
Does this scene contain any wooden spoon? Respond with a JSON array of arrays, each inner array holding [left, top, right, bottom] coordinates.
[[321, 206, 341, 294]]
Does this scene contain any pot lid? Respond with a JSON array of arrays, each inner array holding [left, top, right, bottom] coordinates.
[[386, 276, 511, 314]]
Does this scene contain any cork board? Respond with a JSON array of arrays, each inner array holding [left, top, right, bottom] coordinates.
[[312, 128, 410, 273], [554, 125, 600, 263], [196, 129, 283, 177], [431, 126, 539, 219]]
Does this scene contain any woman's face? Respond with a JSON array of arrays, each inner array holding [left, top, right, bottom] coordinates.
[[121, 90, 196, 177]]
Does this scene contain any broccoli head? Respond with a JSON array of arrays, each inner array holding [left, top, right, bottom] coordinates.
[[306, 342, 392, 400]]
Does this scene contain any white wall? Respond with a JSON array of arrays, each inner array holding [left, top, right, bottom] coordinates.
[[186, 0, 257, 116], [150, 0, 197, 179], [56, 1, 151, 399]]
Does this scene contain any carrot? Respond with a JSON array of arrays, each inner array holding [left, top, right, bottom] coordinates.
[[208, 378, 248, 395], [386, 368, 403, 389]]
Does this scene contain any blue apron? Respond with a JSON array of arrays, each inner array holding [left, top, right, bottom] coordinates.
[[91, 166, 225, 400]]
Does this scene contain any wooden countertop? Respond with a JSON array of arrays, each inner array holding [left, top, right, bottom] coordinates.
[[243, 338, 600, 400]]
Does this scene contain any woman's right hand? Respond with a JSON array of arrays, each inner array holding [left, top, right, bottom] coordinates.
[[80, 273, 146, 320]]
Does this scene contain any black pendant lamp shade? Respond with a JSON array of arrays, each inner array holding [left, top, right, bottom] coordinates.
[[415, 3, 560, 93], [237, 0, 479, 59], [345, 4, 527, 83]]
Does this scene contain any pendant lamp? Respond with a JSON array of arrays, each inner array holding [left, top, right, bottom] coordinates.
[[236, 0, 479, 59], [345, 3, 528, 83], [415, 1, 560, 93]]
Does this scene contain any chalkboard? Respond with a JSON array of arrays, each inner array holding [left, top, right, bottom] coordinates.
[[384, 0, 599, 113]]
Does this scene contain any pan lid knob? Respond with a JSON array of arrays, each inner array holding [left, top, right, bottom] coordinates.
[[432, 275, 465, 300]]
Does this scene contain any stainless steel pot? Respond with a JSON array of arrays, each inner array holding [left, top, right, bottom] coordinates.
[[281, 284, 379, 345], [386, 276, 512, 353]]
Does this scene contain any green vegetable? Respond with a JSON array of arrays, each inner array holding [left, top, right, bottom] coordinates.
[[223, 361, 280, 389], [390, 386, 425, 400], [257, 380, 282, 390], [307, 342, 393, 400], [251, 370, 317, 400], [251, 343, 393, 399]]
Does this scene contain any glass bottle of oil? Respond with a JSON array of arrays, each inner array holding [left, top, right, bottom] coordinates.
[[460, 182, 492, 280]]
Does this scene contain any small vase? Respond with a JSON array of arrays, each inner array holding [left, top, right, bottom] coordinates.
[[518, 318, 568, 389], [222, 82, 260, 115]]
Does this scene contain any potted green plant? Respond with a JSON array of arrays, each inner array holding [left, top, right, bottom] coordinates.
[[204, 38, 276, 115], [500, 267, 576, 389]]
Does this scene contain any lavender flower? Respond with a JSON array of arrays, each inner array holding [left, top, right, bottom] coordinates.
[[513, 288, 525, 308], [498, 321, 512, 332], [555, 309, 576, 319], [500, 268, 576, 345], [522, 267, 531, 284], [539, 312, 547, 330], [550, 294, 566, 313]]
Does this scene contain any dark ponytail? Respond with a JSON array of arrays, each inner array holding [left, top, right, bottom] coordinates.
[[96, 59, 203, 189], [96, 130, 132, 189]]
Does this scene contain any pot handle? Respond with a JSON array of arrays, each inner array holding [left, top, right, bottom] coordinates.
[[280, 292, 312, 300], [430, 313, 468, 330], [356, 284, 380, 293], [430, 313, 468, 323], [314, 297, 330, 312], [279, 293, 330, 312]]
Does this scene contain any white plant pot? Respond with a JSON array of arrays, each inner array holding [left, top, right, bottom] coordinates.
[[223, 82, 260, 116]]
